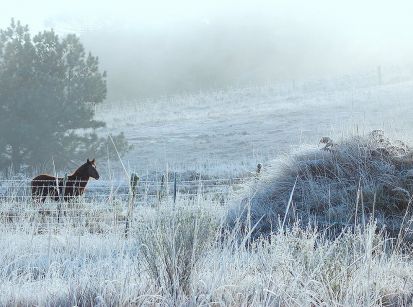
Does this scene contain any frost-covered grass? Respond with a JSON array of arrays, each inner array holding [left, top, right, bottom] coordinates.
[[4, 70, 413, 305], [227, 131, 413, 242], [95, 68, 413, 177], [1, 195, 413, 306]]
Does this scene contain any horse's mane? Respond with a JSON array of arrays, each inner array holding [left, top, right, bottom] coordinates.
[[69, 162, 88, 178], [68, 160, 96, 179]]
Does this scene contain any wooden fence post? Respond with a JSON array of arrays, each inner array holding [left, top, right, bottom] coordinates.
[[125, 173, 139, 237], [256, 163, 262, 177], [197, 174, 202, 204], [158, 174, 166, 204], [165, 168, 169, 198], [173, 172, 177, 206]]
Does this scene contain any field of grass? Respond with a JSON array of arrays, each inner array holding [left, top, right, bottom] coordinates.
[[3, 70, 413, 306], [95, 67, 413, 178], [1, 178, 413, 306]]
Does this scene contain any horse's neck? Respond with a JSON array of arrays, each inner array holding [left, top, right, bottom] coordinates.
[[68, 172, 89, 186]]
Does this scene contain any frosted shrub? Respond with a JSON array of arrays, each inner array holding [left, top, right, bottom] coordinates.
[[137, 208, 217, 301], [227, 131, 413, 241]]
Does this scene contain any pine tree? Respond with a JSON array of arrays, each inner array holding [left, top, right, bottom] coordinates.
[[0, 19, 129, 172]]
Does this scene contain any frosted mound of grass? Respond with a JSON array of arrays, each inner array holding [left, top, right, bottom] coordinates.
[[227, 131, 413, 240]]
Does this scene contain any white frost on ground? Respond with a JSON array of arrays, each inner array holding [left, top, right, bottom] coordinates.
[[96, 68, 413, 176], [2, 69, 413, 305]]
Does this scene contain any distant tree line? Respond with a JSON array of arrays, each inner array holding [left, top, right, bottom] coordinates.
[[0, 19, 129, 173]]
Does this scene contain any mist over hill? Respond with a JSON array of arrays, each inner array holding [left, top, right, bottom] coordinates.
[[6, 0, 407, 102], [80, 14, 413, 102]]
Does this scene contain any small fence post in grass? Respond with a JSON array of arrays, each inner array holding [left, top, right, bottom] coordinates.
[[125, 173, 139, 238], [165, 167, 169, 198], [197, 173, 202, 205], [158, 174, 166, 205], [173, 172, 177, 207], [256, 163, 262, 178]]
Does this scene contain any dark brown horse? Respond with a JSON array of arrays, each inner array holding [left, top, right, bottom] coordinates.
[[31, 159, 100, 202]]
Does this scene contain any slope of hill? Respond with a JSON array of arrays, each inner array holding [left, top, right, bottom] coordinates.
[[96, 69, 413, 177]]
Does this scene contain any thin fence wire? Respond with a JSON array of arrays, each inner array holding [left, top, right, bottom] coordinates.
[[0, 176, 253, 227], [0, 177, 250, 195]]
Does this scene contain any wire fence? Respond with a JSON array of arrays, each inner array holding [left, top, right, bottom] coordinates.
[[0, 176, 250, 199], [0, 175, 256, 213], [0, 164, 270, 234], [0, 174, 256, 232]]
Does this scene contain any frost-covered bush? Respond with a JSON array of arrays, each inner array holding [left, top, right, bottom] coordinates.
[[138, 208, 217, 301], [227, 131, 413, 240]]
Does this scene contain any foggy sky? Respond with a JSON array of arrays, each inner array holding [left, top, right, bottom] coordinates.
[[2, 0, 413, 100]]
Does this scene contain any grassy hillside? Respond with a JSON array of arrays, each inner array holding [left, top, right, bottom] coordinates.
[[95, 70, 413, 178]]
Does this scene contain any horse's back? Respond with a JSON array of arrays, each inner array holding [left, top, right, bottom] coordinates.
[[32, 174, 56, 182], [31, 174, 60, 201]]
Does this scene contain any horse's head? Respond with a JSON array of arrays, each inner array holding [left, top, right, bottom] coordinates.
[[85, 158, 100, 180]]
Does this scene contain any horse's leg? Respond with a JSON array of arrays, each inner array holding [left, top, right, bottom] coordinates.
[[57, 202, 61, 223], [34, 189, 47, 218], [41, 187, 48, 204], [63, 196, 69, 218], [35, 194, 46, 225], [31, 185, 40, 204], [31, 188, 45, 204], [33, 195, 44, 203], [33, 186, 48, 204]]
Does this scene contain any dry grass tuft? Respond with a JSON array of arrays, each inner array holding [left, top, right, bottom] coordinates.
[[137, 208, 218, 302], [227, 131, 413, 241]]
